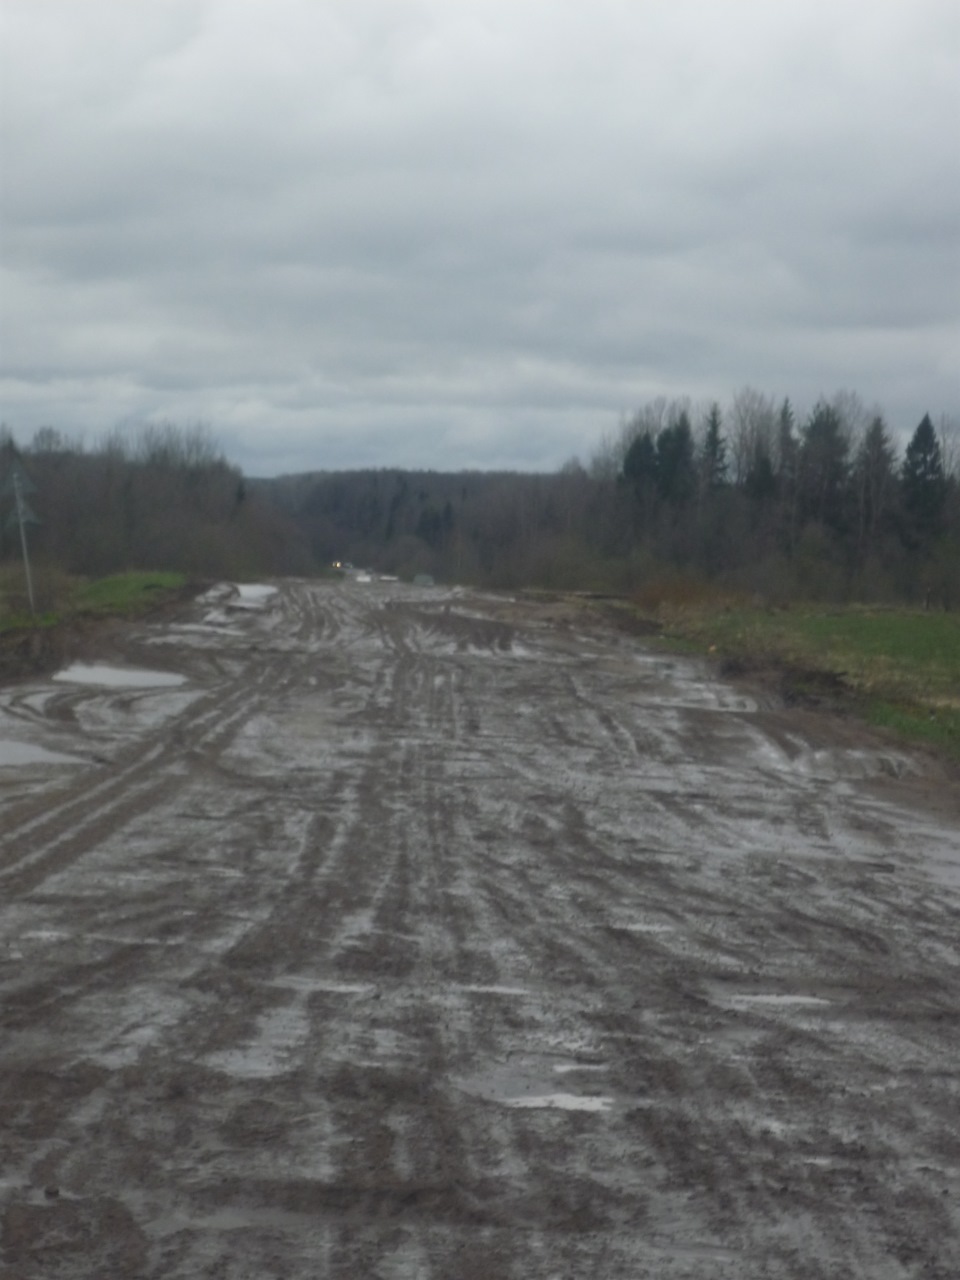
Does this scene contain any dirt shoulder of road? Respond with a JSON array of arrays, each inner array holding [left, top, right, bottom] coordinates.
[[504, 587, 960, 785], [0, 581, 209, 687]]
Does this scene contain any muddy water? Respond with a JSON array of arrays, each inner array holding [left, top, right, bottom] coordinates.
[[0, 580, 958, 1278]]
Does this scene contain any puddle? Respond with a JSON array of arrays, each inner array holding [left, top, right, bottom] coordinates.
[[505, 1093, 613, 1111], [158, 623, 244, 638], [199, 583, 237, 603], [458, 1057, 614, 1113], [612, 920, 675, 935], [0, 741, 82, 766], [552, 1061, 607, 1076], [795, 747, 920, 781], [269, 977, 376, 996], [53, 663, 186, 688], [717, 992, 832, 1010], [148, 1206, 318, 1239], [229, 584, 278, 609], [459, 984, 530, 997]]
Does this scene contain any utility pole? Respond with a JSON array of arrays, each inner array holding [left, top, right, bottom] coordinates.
[[2, 463, 39, 618]]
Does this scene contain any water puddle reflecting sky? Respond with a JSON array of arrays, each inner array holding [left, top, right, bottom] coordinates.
[[53, 663, 186, 688], [458, 1056, 615, 1113], [0, 740, 82, 766]]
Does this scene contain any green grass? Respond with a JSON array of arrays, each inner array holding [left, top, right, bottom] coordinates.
[[73, 571, 187, 615], [868, 700, 960, 757], [0, 609, 60, 633], [1, 569, 188, 633], [630, 597, 960, 762]]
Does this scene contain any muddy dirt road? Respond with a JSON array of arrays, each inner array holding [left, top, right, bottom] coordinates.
[[1, 580, 959, 1278]]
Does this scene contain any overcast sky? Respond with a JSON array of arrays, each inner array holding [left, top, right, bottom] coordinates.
[[2, 0, 958, 477]]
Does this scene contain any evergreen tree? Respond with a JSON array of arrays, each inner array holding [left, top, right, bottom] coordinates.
[[655, 412, 696, 505], [700, 403, 728, 490], [901, 413, 946, 547], [621, 430, 659, 534], [853, 415, 896, 548], [622, 431, 658, 491], [744, 449, 777, 503], [799, 401, 850, 531]]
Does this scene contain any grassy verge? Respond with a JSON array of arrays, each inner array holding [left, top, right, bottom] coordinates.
[[611, 588, 960, 762], [72, 571, 188, 616], [0, 569, 189, 634]]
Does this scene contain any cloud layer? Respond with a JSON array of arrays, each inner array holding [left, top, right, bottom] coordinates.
[[2, 0, 958, 474]]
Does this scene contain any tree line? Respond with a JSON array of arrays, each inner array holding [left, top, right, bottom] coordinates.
[[2, 389, 958, 607], [589, 390, 958, 603], [0, 424, 312, 599], [262, 390, 959, 605]]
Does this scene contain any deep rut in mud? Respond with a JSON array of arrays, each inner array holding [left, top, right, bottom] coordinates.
[[1, 580, 959, 1278]]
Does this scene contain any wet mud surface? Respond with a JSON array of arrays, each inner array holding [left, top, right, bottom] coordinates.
[[1, 580, 959, 1278]]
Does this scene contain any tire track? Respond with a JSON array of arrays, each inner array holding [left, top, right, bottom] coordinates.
[[3, 580, 959, 1278], [0, 593, 304, 894]]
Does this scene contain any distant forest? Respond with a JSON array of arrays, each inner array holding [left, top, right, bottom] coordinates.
[[0, 424, 314, 601], [2, 387, 959, 607]]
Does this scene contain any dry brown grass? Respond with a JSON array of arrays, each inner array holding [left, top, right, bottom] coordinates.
[[630, 574, 749, 617]]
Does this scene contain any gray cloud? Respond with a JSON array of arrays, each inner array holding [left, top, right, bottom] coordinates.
[[1, 0, 958, 475]]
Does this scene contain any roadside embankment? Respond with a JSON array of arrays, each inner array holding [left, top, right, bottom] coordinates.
[[579, 592, 960, 763], [0, 571, 201, 685]]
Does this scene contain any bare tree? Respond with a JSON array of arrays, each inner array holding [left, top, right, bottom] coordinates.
[[728, 387, 777, 487], [29, 426, 71, 453], [830, 389, 871, 443], [938, 414, 960, 479]]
